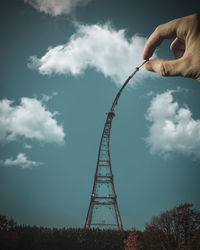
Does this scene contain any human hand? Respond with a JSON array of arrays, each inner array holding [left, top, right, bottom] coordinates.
[[142, 14, 200, 82]]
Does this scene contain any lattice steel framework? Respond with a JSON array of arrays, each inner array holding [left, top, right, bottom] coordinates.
[[84, 60, 148, 230]]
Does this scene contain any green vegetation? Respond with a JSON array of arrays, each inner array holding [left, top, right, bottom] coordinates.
[[1, 203, 200, 250], [0, 217, 128, 250]]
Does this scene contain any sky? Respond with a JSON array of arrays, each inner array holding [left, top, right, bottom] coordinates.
[[0, 0, 200, 230]]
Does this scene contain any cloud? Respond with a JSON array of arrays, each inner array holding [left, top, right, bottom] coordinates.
[[0, 153, 43, 169], [145, 90, 200, 159], [24, 0, 92, 16], [146, 91, 154, 97], [24, 143, 32, 149], [0, 97, 65, 144], [28, 23, 156, 86]]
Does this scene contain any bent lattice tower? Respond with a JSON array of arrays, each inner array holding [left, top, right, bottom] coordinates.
[[84, 60, 148, 230]]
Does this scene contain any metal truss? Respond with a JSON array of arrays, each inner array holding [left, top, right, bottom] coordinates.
[[84, 60, 148, 230]]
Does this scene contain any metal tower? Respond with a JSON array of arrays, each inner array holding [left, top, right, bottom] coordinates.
[[84, 60, 148, 230]]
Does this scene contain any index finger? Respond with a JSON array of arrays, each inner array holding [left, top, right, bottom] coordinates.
[[142, 20, 179, 60]]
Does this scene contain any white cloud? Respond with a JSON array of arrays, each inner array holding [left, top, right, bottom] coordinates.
[[0, 153, 43, 169], [146, 91, 154, 97], [0, 97, 65, 144], [28, 23, 156, 86], [24, 143, 32, 149], [146, 90, 200, 159], [24, 0, 92, 16], [41, 94, 53, 103]]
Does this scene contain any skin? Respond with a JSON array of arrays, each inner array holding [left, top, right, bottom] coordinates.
[[142, 14, 200, 82]]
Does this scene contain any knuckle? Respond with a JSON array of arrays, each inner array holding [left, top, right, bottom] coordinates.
[[190, 13, 200, 22], [185, 14, 200, 34], [154, 24, 163, 34], [196, 76, 200, 82], [186, 65, 200, 81], [159, 62, 168, 76]]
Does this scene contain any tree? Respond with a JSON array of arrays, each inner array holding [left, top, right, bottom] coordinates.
[[0, 214, 18, 249], [170, 203, 200, 248], [124, 230, 143, 250], [143, 203, 200, 249], [0, 214, 16, 231]]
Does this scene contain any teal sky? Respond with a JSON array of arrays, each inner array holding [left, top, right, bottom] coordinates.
[[0, 0, 200, 230]]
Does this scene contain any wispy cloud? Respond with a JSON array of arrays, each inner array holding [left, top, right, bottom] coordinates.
[[28, 23, 156, 86], [0, 153, 43, 169], [24, 143, 32, 149], [24, 0, 93, 16], [146, 90, 200, 159], [0, 97, 65, 144]]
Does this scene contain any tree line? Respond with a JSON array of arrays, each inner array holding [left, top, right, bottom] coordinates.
[[1, 203, 200, 250], [125, 203, 200, 249]]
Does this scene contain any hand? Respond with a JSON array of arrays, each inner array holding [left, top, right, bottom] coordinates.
[[142, 14, 200, 82]]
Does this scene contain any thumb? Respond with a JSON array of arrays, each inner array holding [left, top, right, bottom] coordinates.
[[145, 58, 184, 77]]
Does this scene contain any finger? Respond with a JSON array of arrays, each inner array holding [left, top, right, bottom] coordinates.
[[170, 38, 185, 59], [145, 58, 183, 77], [143, 20, 180, 60]]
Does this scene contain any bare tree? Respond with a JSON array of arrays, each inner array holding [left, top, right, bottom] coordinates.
[[143, 204, 200, 249]]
